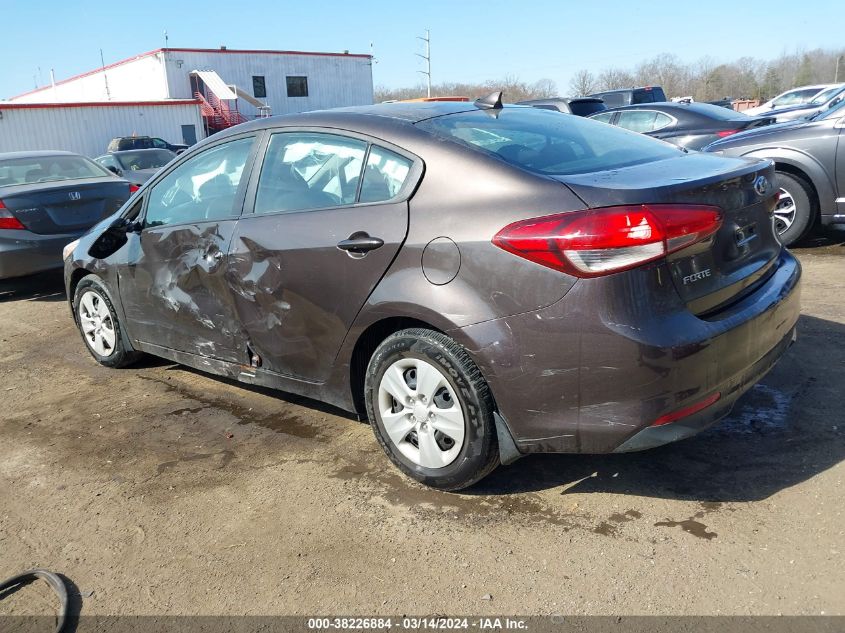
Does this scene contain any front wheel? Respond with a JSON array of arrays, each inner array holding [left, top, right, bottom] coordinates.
[[73, 275, 140, 368], [364, 329, 499, 491], [774, 172, 816, 246]]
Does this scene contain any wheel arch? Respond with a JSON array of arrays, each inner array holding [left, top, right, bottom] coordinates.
[[348, 316, 445, 416]]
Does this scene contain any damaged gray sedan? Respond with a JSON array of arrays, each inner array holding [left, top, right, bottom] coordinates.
[[64, 97, 801, 490]]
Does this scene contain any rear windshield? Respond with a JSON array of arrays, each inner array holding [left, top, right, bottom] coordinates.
[[416, 106, 681, 176], [0, 155, 110, 188], [114, 149, 176, 171], [568, 100, 607, 116]]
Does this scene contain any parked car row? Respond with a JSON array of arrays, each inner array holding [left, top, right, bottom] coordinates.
[[587, 102, 775, 150], [569, 82, 845, 245], [55, 96, 801, 490], [0, 139, 183, 280]]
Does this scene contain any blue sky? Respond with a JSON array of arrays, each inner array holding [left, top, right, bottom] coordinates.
[[1, 0, 840, 99]]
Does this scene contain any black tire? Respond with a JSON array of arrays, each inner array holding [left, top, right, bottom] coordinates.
[[364, 328, 499, 491], [73, 275, 140, 368], [774, 172, 816, 246]]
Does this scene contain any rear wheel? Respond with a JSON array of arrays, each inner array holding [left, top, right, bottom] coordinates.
[[73, 276, 139, 368], [364, 328, 499, 491], [774, 172, 816, 246]]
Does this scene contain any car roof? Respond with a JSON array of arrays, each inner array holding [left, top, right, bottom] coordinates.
[[590, 87, 661, 95], [0, 150, 80, 160], [216, 101, 491, 138], [109, 148, 173, 154], [597, 101, 747, 118]]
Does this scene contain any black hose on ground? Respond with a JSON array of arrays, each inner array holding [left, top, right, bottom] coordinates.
[[0, 569, 68, 633]]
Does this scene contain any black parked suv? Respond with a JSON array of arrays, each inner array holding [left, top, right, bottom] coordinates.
[[107, 136, 188, 154], [588, 86, 668, 108]]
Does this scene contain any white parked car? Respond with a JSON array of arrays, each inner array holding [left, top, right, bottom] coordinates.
[[744, 84, 836, 116]]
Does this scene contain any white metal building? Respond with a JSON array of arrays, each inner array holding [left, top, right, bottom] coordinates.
[[0, 100, 204, 157], [2, 47, 374, 156]]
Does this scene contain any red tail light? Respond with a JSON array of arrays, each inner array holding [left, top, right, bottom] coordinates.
[[650, 392, 721, 427], [0, 200, 25, 230], [716, 129, 740, 137], [493, 204, 723, 278], [129, 184, 140, 194]]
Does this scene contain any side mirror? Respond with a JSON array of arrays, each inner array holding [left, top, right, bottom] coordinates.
[[106, 165, 121, 176], [87, 217, 141, 259]]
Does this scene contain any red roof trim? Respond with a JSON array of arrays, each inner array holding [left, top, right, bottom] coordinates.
[[0, 99, 202, 110], [8, 47, 371, 100]]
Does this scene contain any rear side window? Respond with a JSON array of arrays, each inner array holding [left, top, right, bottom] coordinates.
[[597, 92, 627, 108], [417, 107, 680, 176], [255, 133, 367, 214], [359, 147, 413, 203]]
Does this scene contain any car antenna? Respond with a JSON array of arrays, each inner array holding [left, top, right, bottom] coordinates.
[[475, 91, 503, 110]]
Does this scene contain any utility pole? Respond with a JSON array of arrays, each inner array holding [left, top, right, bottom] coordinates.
[[416, 29, 431, 98], [100, 49, 111, 100]]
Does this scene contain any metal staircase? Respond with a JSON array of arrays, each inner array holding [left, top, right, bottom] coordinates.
[[194, 90, 247, 133]]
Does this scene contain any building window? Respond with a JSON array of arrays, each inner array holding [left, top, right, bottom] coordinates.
[[286, 76, 308, 98], [252, 75, 267, 99]]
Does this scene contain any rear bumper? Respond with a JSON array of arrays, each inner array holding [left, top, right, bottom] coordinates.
[[455, 250, 802, 454], [0, 229, 81, 280], [613, 324, 797, 452]]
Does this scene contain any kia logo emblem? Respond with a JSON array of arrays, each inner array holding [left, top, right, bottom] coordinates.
[[753, 176, 769, 196], [68, 191, 81, 201]]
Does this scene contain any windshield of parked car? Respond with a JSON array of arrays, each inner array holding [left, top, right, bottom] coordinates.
[[114, 149, 176, 171], [772, 88, 822, 107], [809, 86, 844, 105], [417, 106, 681, 176], [0, 154, 111, 188]]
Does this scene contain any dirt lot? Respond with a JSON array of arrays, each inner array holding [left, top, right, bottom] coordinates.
[[1, 233, 843, 617]]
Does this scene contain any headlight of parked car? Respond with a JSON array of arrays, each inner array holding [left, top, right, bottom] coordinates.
[[63, 239, 80, 261]]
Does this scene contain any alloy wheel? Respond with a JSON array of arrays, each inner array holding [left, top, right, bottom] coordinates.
[[774, 187, 796, 235], [377, 357, 466, 469], [78, 290, 117, 357]]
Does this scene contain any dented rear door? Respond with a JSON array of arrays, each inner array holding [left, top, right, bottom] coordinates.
[[225, 132, 417, 382]]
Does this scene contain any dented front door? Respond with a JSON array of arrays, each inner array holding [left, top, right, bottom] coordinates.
[[118, 136, 258, 362]]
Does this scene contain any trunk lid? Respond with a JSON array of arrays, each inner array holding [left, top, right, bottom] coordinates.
[[0, 178, 129, 235], [556, 153, 781, 315]]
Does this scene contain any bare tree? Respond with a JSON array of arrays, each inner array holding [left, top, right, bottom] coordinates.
[[568, 69, 596, 96], [374, 46, 845, 105]]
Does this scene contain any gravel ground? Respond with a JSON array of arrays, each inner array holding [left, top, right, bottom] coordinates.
[[0, 232, 843, 617]]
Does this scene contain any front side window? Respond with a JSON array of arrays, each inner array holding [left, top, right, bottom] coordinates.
[[253, 75, 267, 99], [151, 138, 168, 149], [359, 147, 413, 203], [286, 76, 308, 97], [589, 112, 615, 124], [255, 133, 367, 215], [145, 137, 253, 228], [773, 88, 819, 107]]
